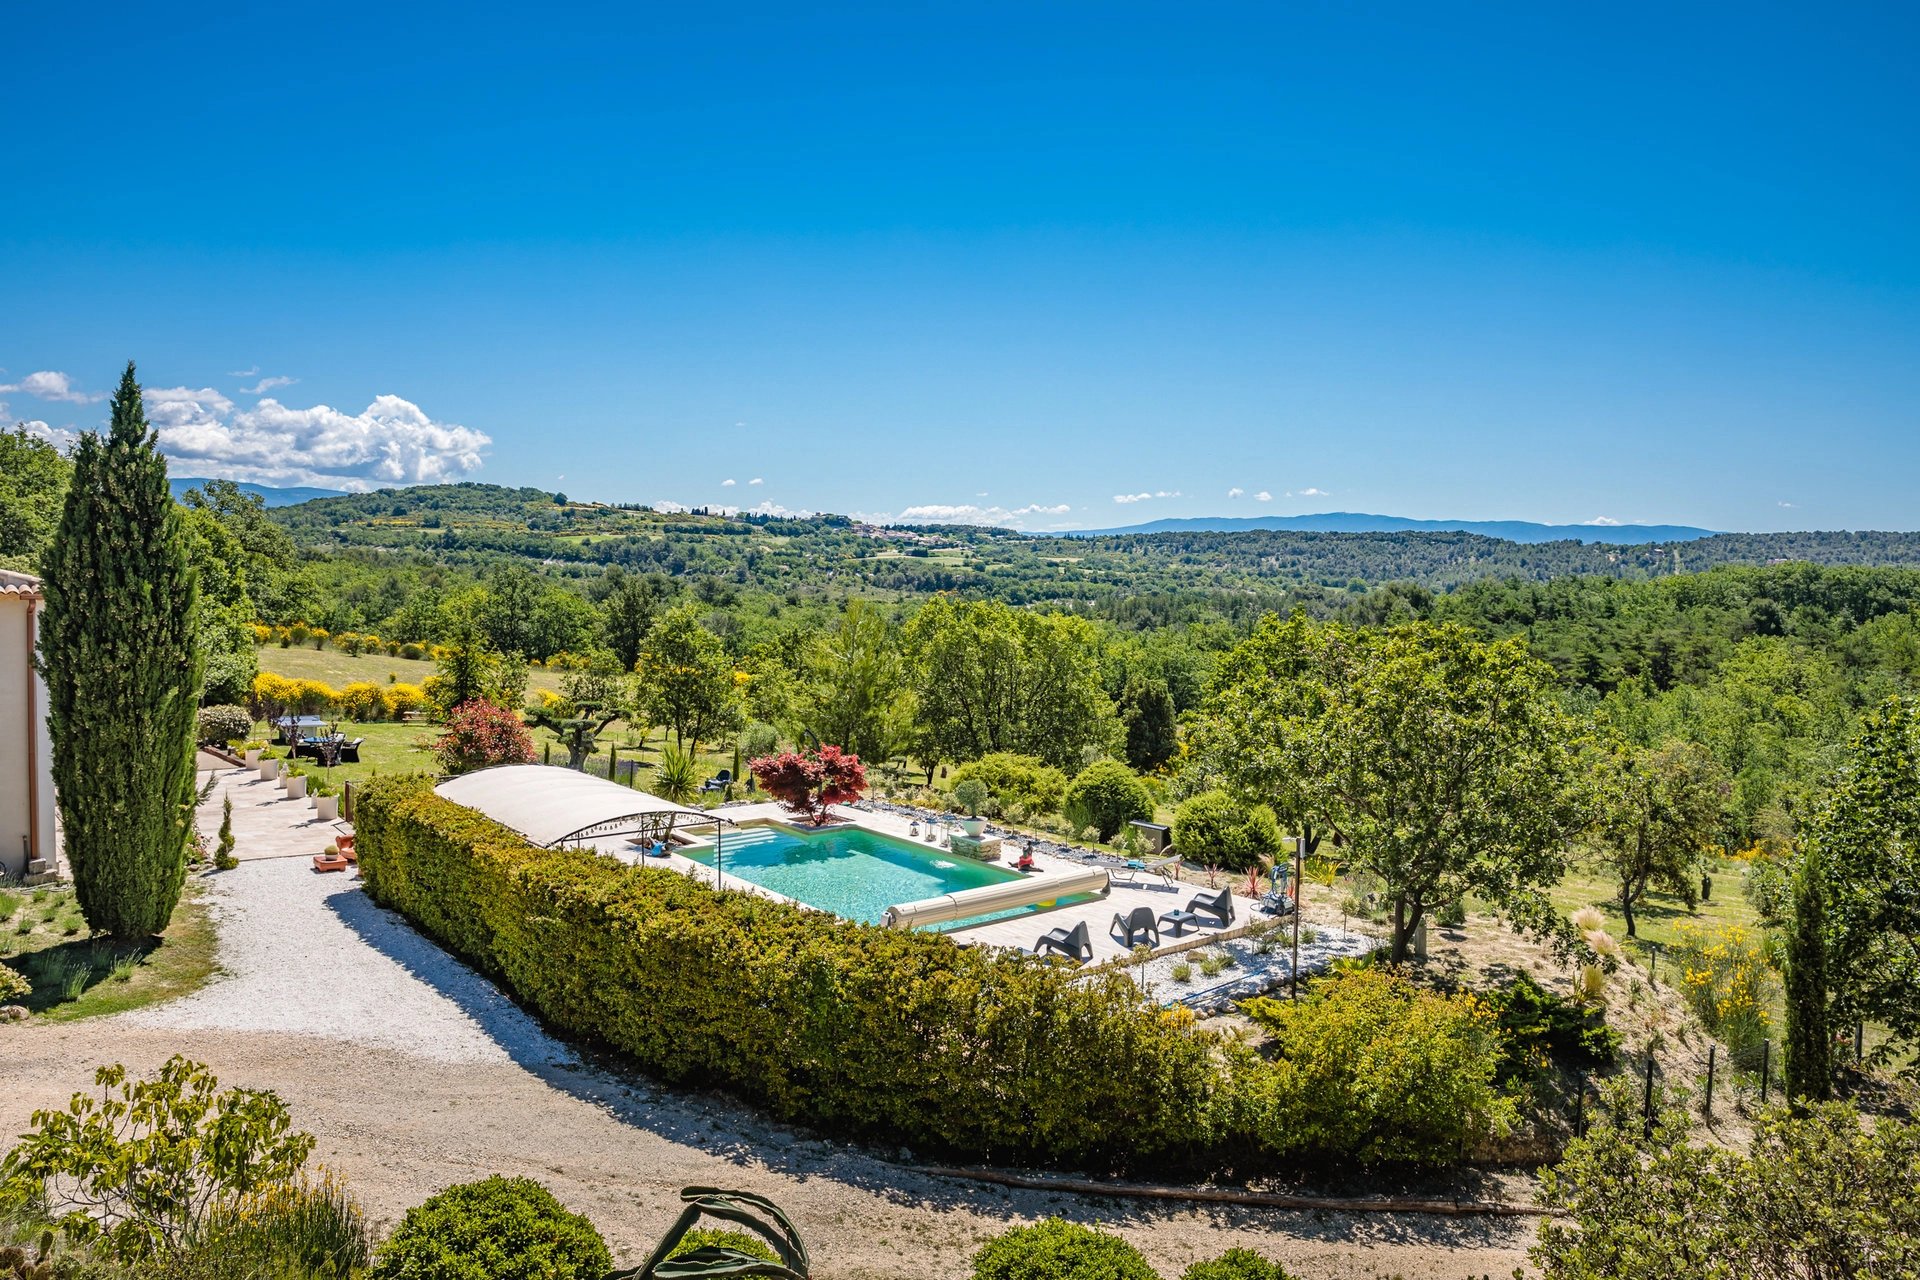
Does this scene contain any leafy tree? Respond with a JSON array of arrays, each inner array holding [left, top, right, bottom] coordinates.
[[1204, 614, 1586, 962], [1172, 790, 1283, 872], [1118, 672, 1178, 771], [0, 425, 72, 572], [433, 700, 536, 774], [0, 1057, 316, 1262], [750, 745, 867, 825], [1589, 738, 1727, 936], [904, 598, 1116, 775], [634, 603, 743, 750], [1063, 759, 1154, 842], [596, 566, 670, 670], [523, 650, 627, 770], [38, 363, 200, 939], [800, 598, 907, 762], [1533, 1084, 1920, 1279], [1783, 860, 1832, 1103], [947, 752, 1069, 815], [427, 613, 524, 713], [1801, 694, 1920, 1071]]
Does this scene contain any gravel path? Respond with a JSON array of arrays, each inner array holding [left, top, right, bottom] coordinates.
[[123, 860, 555, 1065]]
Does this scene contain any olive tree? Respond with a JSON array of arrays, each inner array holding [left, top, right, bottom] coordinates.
[[1202, 614, 1587, 962]]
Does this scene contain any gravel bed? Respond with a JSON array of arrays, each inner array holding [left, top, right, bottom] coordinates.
[[122, 860, 561, 1065], [1125, 924, 1380, 1014]]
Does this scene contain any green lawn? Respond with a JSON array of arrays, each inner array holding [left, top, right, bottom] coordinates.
[[256, 644, 564, 694], [1547, 852, 1761, 952], [0, 884, 217, 1021]]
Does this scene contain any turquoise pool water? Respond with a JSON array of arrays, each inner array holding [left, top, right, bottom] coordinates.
[[679, 822, 1045, 928]]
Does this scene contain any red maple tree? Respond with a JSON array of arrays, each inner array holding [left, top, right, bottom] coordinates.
[[749, 745, 867, 825], [433, 699, 537, 774]]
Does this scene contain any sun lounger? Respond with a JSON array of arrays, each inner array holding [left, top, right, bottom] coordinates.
[[1188, 888, 1235, 927], [1111, 905, 1160, 947], [699, 769, 733, 794], [1034, 919, 1093, 964], [1111, 854, 1182, 888]]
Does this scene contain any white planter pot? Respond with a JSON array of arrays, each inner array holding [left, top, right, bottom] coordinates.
[[313, 794, 338, 822], [259, 759, 280, 781], [244, 748, 261, 768], [286, 775, 308, 800], [961, 817, 985, 837]]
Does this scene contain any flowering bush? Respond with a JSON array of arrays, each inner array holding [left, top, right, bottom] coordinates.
[[1670, 922, 1776, 1064], [750, 745, 867, 825], [432, 700, 535, 775], [387, 682, 427, 718], [338, 681, 391, 722], [196, 704, 253, 746]]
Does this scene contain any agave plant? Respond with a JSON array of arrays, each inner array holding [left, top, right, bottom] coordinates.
[[652, 744, 701, 805], [611, 1187, 810, 1279]]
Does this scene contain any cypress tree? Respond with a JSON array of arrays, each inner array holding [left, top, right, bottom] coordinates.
[[1784, 860, 1833, 1104], [38, 362, 201, 939]]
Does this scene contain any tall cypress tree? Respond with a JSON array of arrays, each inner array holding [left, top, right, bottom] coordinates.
[[38, 362, 201, 939], [1784, 860, 1833, 1105]]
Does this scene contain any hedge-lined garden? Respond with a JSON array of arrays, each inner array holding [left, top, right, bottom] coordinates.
[[354, 776, 1514, 1174]]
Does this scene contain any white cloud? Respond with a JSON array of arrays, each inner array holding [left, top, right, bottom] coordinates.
[[240, 375, 296, 395], [229, 366, 259, 378], [721, 478, 737, 487], [147, 388, 490, 490], [1297, 486, 1328, 497], [1777, 500, 1796, 509], [749, 477, 764, 486], [1256, 491, 1273, 502], [1113, 490, 1182, 504], [0, 370, 102, 404], [1227, 487, 1244, 498], [896, 501, 1072, 529], [1583, 516, 1622, 526]]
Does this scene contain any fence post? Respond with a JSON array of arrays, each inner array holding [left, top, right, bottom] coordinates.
[[1761, 1039, 1771, 1103], [1644, 1051, 1656, 1138], [609, 745, 619, 780], [342, 780, 353, 822], [1704, 1044, 1716, 1116]]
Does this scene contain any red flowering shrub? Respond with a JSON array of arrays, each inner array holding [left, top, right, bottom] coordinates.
[[749, 745, 867, 825], [434, 699, 536, 775]]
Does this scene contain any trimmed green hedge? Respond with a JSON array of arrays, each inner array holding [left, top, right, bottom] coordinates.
[[355, 777, 1228, 1170], [355, 775, 1512, 1173]]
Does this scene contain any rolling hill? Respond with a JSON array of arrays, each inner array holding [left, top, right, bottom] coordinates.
[[1064, 511, 1718, 544]]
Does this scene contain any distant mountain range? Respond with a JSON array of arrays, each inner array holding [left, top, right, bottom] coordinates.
[[169, 478, 349, 508], [1063, 511, 1719, 545]]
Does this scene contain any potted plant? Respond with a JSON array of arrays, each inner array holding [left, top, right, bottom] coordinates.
[[242, 741, 262, 768], [259, 756, 280, 781], [953, 779, 990, 837], [284, 766, 308, 800]]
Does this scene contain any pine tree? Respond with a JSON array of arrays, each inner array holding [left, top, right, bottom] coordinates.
[[217, 795, 236, 861], [1784, 861, 1833, 1104], [38, 362, 201, 939]]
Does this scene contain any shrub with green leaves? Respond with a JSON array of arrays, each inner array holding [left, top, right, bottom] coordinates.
[[1063, 760, 1154, 842], [195, 705, 253, 748], [1171, 791, 1283, 872], [371, 1177, 609, 1280], [1182, 1248, 1298, 1280], [1485, 972, 1618, 1083], [0, 962, 29, 1003], [1243, 967, 1516, 1165], [666, 1228, 779, 1265], [948, 753, 1069, 815], [970, 1219, 1157, 1280], [0, 1057, 316, 1262]]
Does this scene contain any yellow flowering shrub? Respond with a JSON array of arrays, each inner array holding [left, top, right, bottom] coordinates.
[[1670, 922, 1777, 1063], [338, 681, 391, 722]]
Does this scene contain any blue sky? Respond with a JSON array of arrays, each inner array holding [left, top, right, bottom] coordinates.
[[3, 2, 1915, 531]]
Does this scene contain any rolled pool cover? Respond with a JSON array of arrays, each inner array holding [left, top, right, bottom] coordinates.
[[883, 866, 1111, 929]]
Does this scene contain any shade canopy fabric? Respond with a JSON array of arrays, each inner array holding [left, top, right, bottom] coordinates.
[[435, 764, 723, 848]]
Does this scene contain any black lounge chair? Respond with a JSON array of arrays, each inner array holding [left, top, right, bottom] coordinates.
[[1035, 920, 1093, 964], [699, 768, 733, 794], [338, 737, 363, 764], [1111, 905, 1160, 948], [1189, 888, 1235, 927]]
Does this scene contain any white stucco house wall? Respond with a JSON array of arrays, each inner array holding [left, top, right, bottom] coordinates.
[[0, 569, 56, 882]]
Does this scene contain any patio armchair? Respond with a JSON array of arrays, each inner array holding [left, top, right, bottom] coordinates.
[[339, 737, 364, 764], [1188, 888, 1235, 928], [1110, 905, 1160, 948], [1034, 919, 1093, 964]]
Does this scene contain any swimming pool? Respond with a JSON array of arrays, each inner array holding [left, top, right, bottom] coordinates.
[[679, 822, 1055, 928]]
